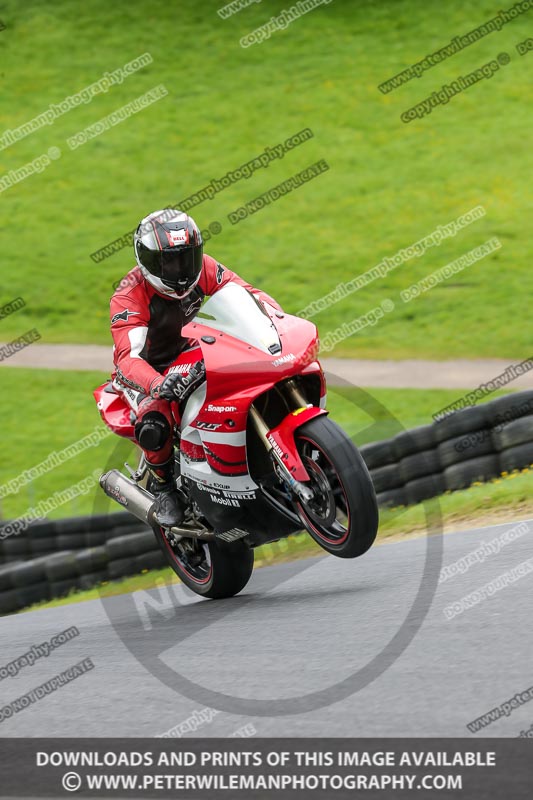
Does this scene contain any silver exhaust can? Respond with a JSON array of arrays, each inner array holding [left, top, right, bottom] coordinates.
[[99, 469, 156, 525], [99, 469, 215, 540]]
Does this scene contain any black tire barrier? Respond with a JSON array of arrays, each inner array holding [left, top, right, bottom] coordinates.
[[8, 558, 49, 588], [444, 454, 500, 492], [83, 530, 108, 547], [0, 589, 25, 614], [24, 520, 57, 540], [52, 512, 135, 535], [369, 464, 403, 493], [399, 448, 441, 484], [437, 429, 494, 468], [52, 516, 92, 535], [105, 523, 150, 541], [434, 404, 490, 442], [486, 390, 533, 427], [359, 440, 396, 470], [392, 424, 436, 460], [0, 513, 149, 565], [493, 417, 533, 452], [405, 473, 446, 505], [29, 536, 60, 556], [1, 537, 30, 558], [78, 571, 109, 591], [44, 552, 80, 582], [56, 533, 87, 551], [0, 521, 159, 615], [363, 391, 533, 502], [0, 528, 158, 615], [74, 546, 109, 574], [134, 550, 167, 572], [375, 487, 407, 509], [49, 577, 82, 599], [0, 565, 17, 592], [107, 556, 138, 581], [107, 530, 156, 559], [86, 511, 139, 531], [499, 442, 533, 473], [15, 582, 50, 608], [125, 530, 159, 556]]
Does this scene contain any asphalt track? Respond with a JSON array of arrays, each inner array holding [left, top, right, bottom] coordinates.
[[1, 518, 532, 738]]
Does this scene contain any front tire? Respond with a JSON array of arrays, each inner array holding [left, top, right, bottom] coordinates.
[[294, 417, 379, 558], [152, 525, 254, 599]]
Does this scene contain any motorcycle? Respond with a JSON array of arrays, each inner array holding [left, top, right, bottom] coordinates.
[[94, 284, 378, 599]]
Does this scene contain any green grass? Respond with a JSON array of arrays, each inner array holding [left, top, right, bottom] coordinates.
[[0, 0, 531, 358], [0, 367, 510, 520], [25, 465, 533, 614], [0, 369, 120, 520]]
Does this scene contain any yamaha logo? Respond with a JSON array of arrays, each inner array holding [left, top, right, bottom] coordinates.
[[272, 353, 296, 367]]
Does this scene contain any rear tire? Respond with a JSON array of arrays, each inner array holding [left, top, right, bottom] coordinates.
[[151, 525, 254, 599], [294, 417, 379, 558]]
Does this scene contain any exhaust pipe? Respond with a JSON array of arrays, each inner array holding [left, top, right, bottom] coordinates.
[[99, 470, 214, 540], [100, 469, 156, 524]]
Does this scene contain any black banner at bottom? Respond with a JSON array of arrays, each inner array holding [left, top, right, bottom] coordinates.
[[0, 739, 531, 798]]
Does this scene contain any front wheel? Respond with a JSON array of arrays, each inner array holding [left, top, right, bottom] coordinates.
[[152, 526, 254, 599], [294, 417, 379, 558]]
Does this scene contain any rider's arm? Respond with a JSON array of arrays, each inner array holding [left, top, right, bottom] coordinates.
[[199, 254, 283, 311], [110, 285, 161, 395]]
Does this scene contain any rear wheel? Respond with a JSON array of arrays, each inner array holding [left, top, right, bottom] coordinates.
[[151, 525, 254, 599], [294, 417, 378, 558]]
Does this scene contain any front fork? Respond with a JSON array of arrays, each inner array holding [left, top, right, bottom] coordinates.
[[250, 380, 315, 503]]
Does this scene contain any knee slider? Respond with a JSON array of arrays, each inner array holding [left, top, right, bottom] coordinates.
[[135, 411, 170, 452]]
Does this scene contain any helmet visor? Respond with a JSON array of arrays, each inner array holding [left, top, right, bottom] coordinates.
[[159, 246, 203, 292]]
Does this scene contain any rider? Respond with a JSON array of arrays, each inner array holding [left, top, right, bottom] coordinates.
[[110, 209, 280, 528]]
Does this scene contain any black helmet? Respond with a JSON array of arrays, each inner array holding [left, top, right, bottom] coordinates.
[[134, 210, 203, 298]]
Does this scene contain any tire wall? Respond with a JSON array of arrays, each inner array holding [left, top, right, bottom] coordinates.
[[0, 513, 166, 615], [359, 390, 533, 508]]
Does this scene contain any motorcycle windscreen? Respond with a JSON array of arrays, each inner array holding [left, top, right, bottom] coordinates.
[[194, 284, 281, 355]]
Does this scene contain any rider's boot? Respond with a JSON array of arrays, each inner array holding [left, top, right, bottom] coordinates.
[[147, 457, 184, 527]]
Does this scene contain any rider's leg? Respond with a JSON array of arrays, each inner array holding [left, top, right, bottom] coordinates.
[[113, 380, 184, 528], [134, 395, 184, 527]]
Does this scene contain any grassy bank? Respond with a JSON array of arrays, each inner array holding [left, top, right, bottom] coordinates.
[[0, 0, 530, 357]]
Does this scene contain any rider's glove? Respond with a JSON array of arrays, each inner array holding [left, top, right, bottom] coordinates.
[[150, 361, 206, 402]]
